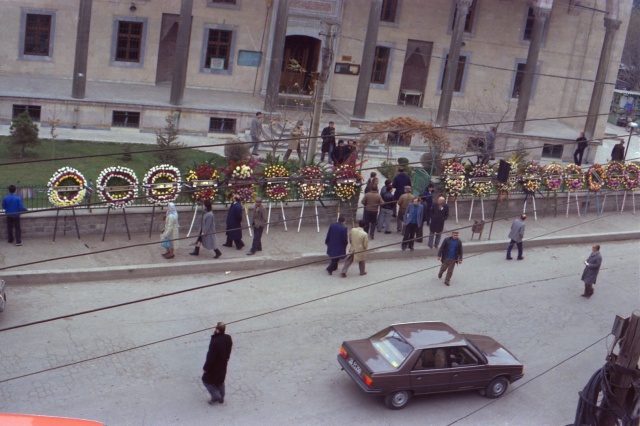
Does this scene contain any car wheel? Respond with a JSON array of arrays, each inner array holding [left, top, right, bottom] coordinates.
[[385, 390, 412, 410], [485, 376, 509, 398]]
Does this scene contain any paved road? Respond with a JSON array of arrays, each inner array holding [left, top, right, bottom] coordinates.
[[1, 241, 637, 425]]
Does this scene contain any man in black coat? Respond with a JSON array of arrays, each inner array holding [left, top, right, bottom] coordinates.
[[325, 215, 349, 275], [202, 322, 233, 405], [391, 168, 411, 217], [611, 140, 625, 162], [320, 121, 336, 162], [331, 139, 346, 166], [428, 196, 449, 249], [224, 194, 244, 249]]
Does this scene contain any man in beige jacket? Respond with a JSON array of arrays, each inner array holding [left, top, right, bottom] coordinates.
[[341, 220, 369, 277]]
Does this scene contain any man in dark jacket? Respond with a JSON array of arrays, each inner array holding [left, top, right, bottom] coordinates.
[[391, 168, 411, 217], [325, 215, 348, 275], [573, 132, 588, 166], [581, 245, 602, 298], [611, 140, 625, 162], [202, 322, 233, 405], [428, 197, 449, 249], [223, 194, 244, 249], [331, 140, 346, 166], [320, 121, 336, 162], [437, 231, 463, 286]]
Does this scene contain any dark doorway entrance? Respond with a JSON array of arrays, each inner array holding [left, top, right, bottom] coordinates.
[[398, 40, 433, 107], [280, 35, 321, 95], [156, 14, 179, 85]]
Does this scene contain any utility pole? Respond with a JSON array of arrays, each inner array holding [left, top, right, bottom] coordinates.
[[306, 22, 337, 164]]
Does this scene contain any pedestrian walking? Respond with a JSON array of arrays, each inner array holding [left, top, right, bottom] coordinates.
[[428, 197, 449, 249], [391, 168, 411, 217], [283, 120, 304, 162], [2, 184, 27, 246], [401, 197, 423, 251], [189, 200, 222, 259], [361, 184, 383, 239], [506, 214, 527, 260], [437, 231, 463, 286], [223, 194, 244, 249], [202, 322, 233, 405], [611, 140, 625, 162], [325, 215, 348, 275], [396, 186, 413, 233], [341, 220, 369, 277], [320, 121, 336, 162], [161, 202, 179, 259], [377, 183, 394, 234], [250, 112, 263, 156], [573, 132, 588, 166], [247, 197, 266, 255], [580, 245, 602, 298]]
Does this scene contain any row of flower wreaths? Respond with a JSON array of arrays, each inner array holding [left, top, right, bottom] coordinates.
[[442, 160, 640, 197], [46, 158, 363, 209]]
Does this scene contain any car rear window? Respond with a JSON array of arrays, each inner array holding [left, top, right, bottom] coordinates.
[[370, 327, 414, 368]]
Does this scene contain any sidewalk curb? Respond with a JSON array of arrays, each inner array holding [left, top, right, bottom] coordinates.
[[4, 231, 638, 285]]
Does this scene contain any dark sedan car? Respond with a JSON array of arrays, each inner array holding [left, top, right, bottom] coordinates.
[[337, 321, 524, 409]]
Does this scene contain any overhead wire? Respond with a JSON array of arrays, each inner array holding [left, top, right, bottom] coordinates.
[[0, 207, 625, 386]]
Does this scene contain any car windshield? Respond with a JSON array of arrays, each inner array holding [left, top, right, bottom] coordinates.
[[370, 327, 414, 368]]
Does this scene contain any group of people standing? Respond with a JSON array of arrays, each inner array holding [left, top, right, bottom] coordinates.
[[321, 122, 358, 166], [160, 195, 266, 260]]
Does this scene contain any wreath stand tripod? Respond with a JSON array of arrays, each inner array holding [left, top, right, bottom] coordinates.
[[102, 206, 131, 242], [267, 201, 288, 234], [52, 207, 81, 242]]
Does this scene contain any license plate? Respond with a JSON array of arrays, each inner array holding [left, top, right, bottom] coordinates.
[[348, 357, 362, 375]]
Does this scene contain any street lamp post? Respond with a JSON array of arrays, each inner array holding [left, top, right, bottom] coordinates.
[[624, 122, 638, 162]]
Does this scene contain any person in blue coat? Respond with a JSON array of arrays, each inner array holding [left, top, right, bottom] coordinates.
[[2, 184, 27, 246], [223, 194, 244, 249], [325, 215, 348, 275]]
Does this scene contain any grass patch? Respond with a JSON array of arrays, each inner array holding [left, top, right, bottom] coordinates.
[[0, 137, 225, 188]]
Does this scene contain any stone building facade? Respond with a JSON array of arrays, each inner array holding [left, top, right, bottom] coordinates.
[[0, 0, 632, 161]]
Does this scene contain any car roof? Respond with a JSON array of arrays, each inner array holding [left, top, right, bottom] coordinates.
[[391, 321, 466, 348], [0, 413, 104, 425]]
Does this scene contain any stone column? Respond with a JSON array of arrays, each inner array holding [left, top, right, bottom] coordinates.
[[436, 0, 472, 127], [584, 17, 622, 140], [353, 0, 383, 119], [513, 5, 550, 133], [71, 0, 93, 99], [263, 0, 290, 113], [170, 0, 194, 106]]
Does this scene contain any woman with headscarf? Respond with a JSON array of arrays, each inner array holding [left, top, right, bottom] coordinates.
[[189, 199, 222, 259], [161, 202, 179, 259], [283, 120, 304, 162]]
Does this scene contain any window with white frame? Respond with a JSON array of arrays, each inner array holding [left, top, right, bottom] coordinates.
[[522, 6, 550, 43], [450, 0, 479, 34], [380, 0, 398, 22], [371, 46, 391, 85], [510, 59, 540, 100]]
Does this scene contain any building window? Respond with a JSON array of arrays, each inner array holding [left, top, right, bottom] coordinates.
[[371, 46, 391, 84], [380, 0, 398, 22], [24, 14, 51, 56], [207, 0, 241, 9], [522, 6, 550, 42], [209, 117, 236, 134], [542, 144, 563, 159], [19, 9, 56, 60], [112, 111, 140, 128], [451, 0, 478, 33], [439, 54, 468, 93], [12, 105, 41, 122], [111, 17, 147, 67], [206, 30, 232, 70], [116, 21, 143, 62], [512, 62, 526, 98]]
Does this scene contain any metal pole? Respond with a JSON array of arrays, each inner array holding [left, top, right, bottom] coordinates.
[[307, 22, 336, 164], [624, 123, 637, 162]]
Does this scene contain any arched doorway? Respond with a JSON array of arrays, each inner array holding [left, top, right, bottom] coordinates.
[[279, 35, 321, 95]]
